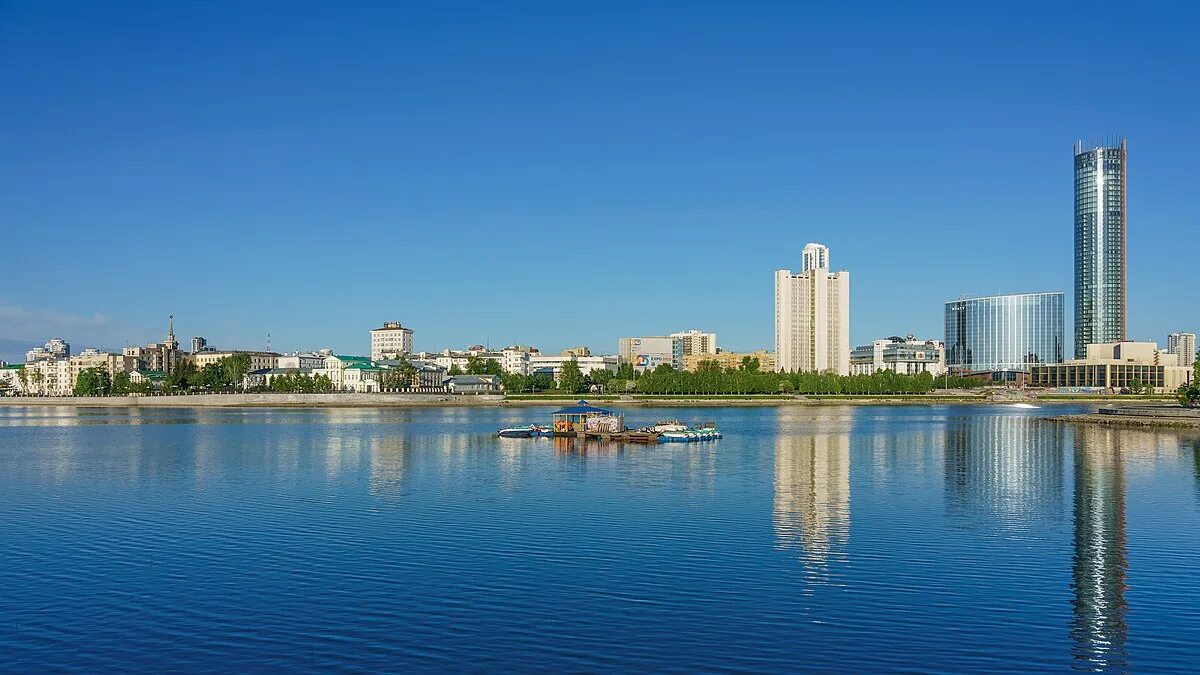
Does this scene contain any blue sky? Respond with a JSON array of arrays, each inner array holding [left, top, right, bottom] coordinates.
[[2, 1, 1197, 360]]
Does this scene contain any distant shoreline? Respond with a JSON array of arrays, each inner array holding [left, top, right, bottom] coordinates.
[[0, 393, 1153, 409]]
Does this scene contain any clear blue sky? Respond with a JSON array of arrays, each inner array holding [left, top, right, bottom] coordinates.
[[2, 1, 1197, 361]]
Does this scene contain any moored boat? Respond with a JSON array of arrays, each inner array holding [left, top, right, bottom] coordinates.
[[497, 424, 552, 438], [658, 423, 721, 443]]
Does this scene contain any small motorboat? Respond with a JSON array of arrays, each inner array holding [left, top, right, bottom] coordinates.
[[496, 425, 535, 437], [658, 422, 722, 443], [497, 425, 552, 438]]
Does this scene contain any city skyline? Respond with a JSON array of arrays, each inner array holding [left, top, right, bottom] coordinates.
[[2, 4, 1198, 360]]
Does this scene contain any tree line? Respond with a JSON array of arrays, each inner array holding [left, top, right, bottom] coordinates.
[[496, 357, 983, 396], [611, 362, 983, 395]]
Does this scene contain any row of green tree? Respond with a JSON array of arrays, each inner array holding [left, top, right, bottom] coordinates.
[[165, 354, 253, 392], [495, 357, 984, 396], [75, 369, 155, 396], [611, 363, 983, 395], [265, 372, 334, 393], [447, 355, 505, 377]]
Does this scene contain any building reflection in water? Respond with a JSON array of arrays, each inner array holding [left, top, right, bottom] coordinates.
[[773, 431, 850, 571], [943, 414, 1065, 525], [1070, 425, 1128, 672], [369, 436, 409, 501], [1191, 438, 1200, 506]]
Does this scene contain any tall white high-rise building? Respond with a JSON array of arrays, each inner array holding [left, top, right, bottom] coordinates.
[[775, 243, 850, 374], [1168, 332, 1196, 368]]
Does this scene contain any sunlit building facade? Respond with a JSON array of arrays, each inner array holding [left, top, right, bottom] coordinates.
[[1074, 139, 1127, 358], [944, 292, 1064, 375], [775, 243, 850, 375], [1167, 332, 1196, 368]]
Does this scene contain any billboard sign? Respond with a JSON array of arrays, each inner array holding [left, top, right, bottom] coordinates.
[[634, 353, 669, 371]]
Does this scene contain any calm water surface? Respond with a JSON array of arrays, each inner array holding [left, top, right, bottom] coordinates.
[[1, 404, 1198, 672]]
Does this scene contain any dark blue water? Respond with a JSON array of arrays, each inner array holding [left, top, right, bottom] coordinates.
[[1, 404, 1198, 672]]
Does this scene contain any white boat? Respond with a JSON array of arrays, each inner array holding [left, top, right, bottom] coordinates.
[[497, 425, 549, 438]]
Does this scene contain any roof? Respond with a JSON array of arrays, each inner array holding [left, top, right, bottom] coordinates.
[[553, 400, 614, 415], [134, 370, 167, 380], [1, 364, 23, 370], [333, 355, 372, 363], [345, 363, 381, 371], [447, 375, 499, 384]]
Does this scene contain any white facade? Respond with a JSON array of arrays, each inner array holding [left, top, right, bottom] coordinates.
[[501, 347, 535, 374], [775, 243, 850, 375], [527, 354, 619, 379], [277, 351, 331, 369], [1168, 332, 1197, 368], [27, 338, 70, 363], [801, 242, 829, 273], [0, 366, 24, 394], [670, 329, 718, 356], [370, 322, 414, 360], [850, 336, 945, 376], [22, 359, 73, 395]]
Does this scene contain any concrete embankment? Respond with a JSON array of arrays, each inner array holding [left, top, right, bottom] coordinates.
[[1050, 404, 1200, 429]]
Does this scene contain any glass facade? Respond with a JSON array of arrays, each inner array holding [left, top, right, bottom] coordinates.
[[1074, 140, 1126, 358], [944, 292, 1064, 374]]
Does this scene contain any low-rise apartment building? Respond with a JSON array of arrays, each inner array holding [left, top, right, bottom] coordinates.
[[69, 348, 140, 386], [850, 336, 946, 376], [191, 350, 279, 372], [276, 351, 332, 370], [682, 350, 776, 372], [527, 354, 619, 380], [21, 359, 73, 396]]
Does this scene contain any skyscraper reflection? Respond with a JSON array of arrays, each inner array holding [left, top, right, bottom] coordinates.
[[1070, 425, 1128, 672], [773, 432, 850, 569], [943, 413, 1066, 525]]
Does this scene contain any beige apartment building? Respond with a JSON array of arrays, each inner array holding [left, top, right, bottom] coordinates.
[[1031, 341, 1194, 393], [774, 243, 850, 375], [683, 350, 775, 372], [69, 349, 140, 385], [370, 322, 414, 360]]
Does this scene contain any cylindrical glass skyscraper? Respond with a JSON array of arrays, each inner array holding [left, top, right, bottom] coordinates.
[[944, 292, 1065, 375], [1073, 139, 1127, 358]]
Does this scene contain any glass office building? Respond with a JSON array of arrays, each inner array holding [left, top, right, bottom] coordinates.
[[944, 292, 1065, 374], [1074, 139, 1127, 358]]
